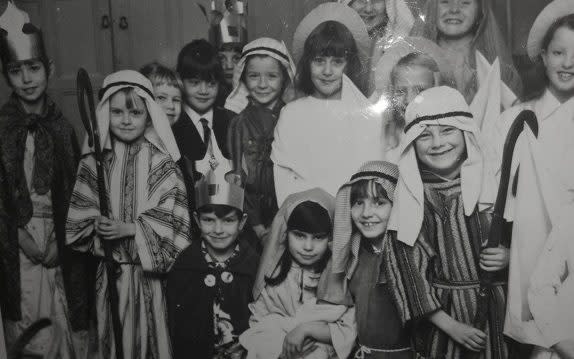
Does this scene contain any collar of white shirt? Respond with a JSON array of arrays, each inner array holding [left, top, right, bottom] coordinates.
[[185, 106, 214, 142]]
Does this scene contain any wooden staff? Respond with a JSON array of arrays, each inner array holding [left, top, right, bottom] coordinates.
[[76, 68, 124, 359], [470, 110, 538, 357]]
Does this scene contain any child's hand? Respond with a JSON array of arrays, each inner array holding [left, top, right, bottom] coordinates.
[[282, 324, 315, 359], [18, 227, 44, 264], [480, 245, 509, 272], [42, 236, 59, 268], [95, 217, 135, 240], [445, 320, 486, 352]]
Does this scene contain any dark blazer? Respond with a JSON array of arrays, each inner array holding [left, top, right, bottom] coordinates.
[[172, 106, 233, 165], [171, 106, 234, 232]]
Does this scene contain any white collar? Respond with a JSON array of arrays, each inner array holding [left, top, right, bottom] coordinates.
[[535, 89, 565, 122], [185, 105, 214, 127]]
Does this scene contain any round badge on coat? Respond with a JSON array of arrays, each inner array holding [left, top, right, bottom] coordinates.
[[221, 271, 233, 284], [204, 274, 216, 287]]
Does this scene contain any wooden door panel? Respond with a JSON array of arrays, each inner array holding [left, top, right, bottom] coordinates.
[[19, 0, 113, 142], [113, 0, 173, 70]]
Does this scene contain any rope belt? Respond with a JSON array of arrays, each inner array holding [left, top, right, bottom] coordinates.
[[354, 344, 411, 358], [432, 279, 506, 290]]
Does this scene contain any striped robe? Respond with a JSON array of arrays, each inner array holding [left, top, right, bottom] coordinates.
[[386, 176, 508, 359], [66, 140, 191, 359]]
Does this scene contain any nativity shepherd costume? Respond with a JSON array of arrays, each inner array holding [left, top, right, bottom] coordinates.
[[386, 87, 506, 359], [66, 70, 191, 359], [225, 37, 297, 230], [0, 22, 92, 358], [319, 161, 414, 358]]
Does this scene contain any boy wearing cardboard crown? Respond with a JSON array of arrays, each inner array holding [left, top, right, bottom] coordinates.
[[167, 172, 260, 359], [0, 23, 91, 358], [209, 0, 247, 96]]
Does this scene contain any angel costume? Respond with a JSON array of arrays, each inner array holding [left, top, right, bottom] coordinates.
[[271, 75, 385, 204], [414, 0, 522, 112], [66, 70, 191, 359]]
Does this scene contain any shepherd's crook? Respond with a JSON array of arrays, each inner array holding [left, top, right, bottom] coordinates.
[[76, 68, 124, 359]]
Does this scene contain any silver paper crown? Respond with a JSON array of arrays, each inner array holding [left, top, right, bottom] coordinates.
[[195, 169, 245, 211], [0, 23, 47, 65], [210, 0, 247, 47]]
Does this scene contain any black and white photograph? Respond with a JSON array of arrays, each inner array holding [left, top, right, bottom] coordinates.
[[0, 0, 573, 358]]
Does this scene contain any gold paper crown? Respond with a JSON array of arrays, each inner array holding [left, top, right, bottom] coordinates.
[[210, 0, 247, 47], [0, 23, 47, 66], [195, 169, 245, 211]]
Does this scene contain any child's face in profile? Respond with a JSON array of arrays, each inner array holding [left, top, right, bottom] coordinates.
[[310, 56, 347, 99], [182, 78, 219, 114], [351, 183, 392, 239], [109, 90, 149, 144], [414, 125, 466, 179], [154, 83, 182, 125], [392, 65, 436, 117], [219, 49, 242, 86], [195, 209, 247, 255], [287, 229, 329, 269], [6, 59, 49, 106], [437, 0, 480, 39], [244, 56, 285, 109]]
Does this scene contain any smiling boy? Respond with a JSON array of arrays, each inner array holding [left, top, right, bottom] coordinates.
[[167, 174, 259, 359], [0, 23, 91, 357]]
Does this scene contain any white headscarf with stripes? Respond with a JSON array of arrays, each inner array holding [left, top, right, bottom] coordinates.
[[388, 86, 496, 246], [224, 37, 297, 114], [82, 69, 180, 161]]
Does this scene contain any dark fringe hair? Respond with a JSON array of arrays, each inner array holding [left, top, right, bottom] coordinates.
[[264, 243, 331, 287], [177, 39, 225, 84], [296, 21, 364, 95], [196, 203, 244, 219]]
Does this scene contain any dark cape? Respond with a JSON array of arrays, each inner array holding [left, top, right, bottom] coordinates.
[[167, 236, 259, 359], [0, 94, 94, 331]]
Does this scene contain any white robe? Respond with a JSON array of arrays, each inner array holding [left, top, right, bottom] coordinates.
[[528, 207, 574, 358], [499, 90, 574, 347], [4, 134, 82, 359], [271, 76, 385, 205]]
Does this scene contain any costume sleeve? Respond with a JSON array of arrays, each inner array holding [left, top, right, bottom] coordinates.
[[65, 156, 101, 253], [528, 221, 574, 347], [385, 231, 442, 324], [328, 306, 357, 359], [271, 107, 313, 206], [134, 165, 191, 273], [273, 164, 311, 208]]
